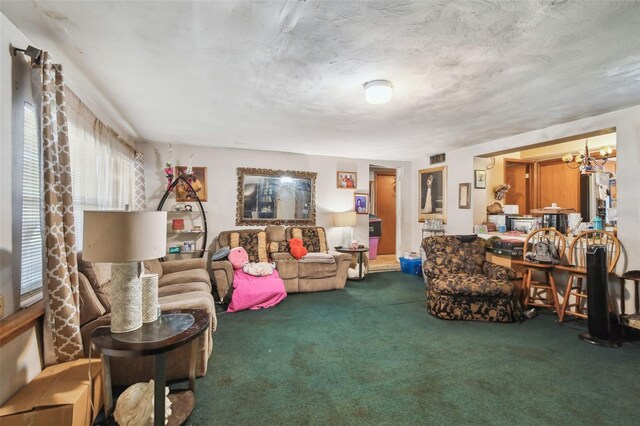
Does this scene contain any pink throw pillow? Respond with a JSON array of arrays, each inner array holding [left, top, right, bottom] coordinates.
[[229, 247, 249, 270]]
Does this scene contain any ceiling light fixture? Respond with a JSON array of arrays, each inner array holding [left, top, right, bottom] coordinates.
[[561, 139, 613, 175], [364, 80, 393, 104]]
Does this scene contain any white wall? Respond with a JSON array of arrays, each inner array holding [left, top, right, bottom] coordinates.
[[141, 143, 413, 254], [411, 105, 640, 310], [0, 12, 42, 405]]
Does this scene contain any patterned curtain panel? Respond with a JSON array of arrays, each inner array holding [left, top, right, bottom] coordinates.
[[134, 152, 146, 210], [35, 52, 84, 365]]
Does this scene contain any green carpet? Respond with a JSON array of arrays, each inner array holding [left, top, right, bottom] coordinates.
[[186, 272, 640, 425]]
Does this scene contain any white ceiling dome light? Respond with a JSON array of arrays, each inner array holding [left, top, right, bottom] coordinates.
[[364, 80, 393, 104]]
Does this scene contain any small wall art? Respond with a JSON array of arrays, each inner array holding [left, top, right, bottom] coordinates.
[[337, 171, 357, 189], [474, 169, 487, 189], [175, 166, 208, 201], [354, 193, 369, 214], [458, 183, 471, 209]]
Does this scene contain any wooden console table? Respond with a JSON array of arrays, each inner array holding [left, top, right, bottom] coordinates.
[[91, 309, 209, 426]]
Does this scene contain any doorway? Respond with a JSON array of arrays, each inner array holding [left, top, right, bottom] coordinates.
[[504, 159, 535, 214], [369, 166, 400, 272]]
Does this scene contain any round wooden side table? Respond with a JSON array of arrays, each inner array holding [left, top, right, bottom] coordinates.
[[91, 309, 209, 426], [334, 247, 369, 281]]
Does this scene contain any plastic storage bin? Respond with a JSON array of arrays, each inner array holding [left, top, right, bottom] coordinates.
[[400, 257, 422, 275], [369, 236, 380, 260], [369, 215, 382, 237]]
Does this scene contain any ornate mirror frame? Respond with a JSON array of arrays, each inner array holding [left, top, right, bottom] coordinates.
[[236, 167, 317, 226]]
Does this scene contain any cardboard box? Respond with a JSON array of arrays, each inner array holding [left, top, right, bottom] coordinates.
[[0, 358, 103, 426]]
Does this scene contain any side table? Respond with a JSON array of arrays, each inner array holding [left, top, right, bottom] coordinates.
[[91, 309, 209, 426], [334, 247, 369, 281]]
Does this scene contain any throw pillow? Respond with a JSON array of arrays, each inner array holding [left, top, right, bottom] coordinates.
[[229, 231, 268, 263], [291, 227, 327, 253], [289, 238, 308, 260]]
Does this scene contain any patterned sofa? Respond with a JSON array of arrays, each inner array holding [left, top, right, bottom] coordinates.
[[210, 225, 352, 300], [421, 235, 521, 323]]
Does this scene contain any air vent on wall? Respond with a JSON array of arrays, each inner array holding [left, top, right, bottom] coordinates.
[[430, 153, 446, 165]]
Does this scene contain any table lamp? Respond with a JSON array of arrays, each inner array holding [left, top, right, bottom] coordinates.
[[334, 211, 357, 248], [83, 211, 167, 333]]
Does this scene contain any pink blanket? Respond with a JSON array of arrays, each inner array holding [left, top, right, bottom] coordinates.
[[227, 269, 287, 313]]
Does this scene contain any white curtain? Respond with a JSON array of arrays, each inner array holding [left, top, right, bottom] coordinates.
[[66, 89, 136, 250]]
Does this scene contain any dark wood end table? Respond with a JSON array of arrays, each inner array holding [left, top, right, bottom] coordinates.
[[91, 309, 209, 426], [334, 247, 369, 281]]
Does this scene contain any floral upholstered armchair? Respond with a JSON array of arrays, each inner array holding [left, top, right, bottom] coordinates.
[[421, 235, 521, 323]]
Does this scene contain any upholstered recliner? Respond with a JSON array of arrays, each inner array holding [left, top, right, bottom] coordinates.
[[421, 235, 521, 323], [77, 254, 216, 385]]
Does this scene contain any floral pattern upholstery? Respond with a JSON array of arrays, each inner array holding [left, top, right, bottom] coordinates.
[[289, 227, 328, 253], [229, 231, 268, 263], [422, 235, 521, 323]]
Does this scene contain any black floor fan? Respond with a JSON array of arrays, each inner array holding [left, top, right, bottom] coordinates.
[[579, 244, 621, 347]]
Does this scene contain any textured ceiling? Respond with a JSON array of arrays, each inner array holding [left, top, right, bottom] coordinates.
[[2, 0, 640, 160]]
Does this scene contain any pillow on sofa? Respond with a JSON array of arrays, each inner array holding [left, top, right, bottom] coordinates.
[[77, 252, 112, 312], [78, 273, 106, 326], [291, 227, 328, 253], [268, 240, 289, 256], [229, 231, 268, 263], [144, 258, 164, 278]]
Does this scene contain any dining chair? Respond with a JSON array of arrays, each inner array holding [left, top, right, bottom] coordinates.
[[557, 230, 621, 322], [521, 228, 567, 318]]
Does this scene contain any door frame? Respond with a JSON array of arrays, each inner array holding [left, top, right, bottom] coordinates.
[[504, 158, 537, 213], [369, 165, 403, 259]]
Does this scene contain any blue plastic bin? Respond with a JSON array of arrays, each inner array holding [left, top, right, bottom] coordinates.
[[400, 257, 422, 275]]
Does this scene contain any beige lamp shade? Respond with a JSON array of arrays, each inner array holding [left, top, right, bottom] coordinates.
[[83, 211, 167, 262], [334, 211, 357, 227]]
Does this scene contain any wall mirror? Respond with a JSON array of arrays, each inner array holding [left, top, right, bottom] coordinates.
[[236, 167, 317, 226]]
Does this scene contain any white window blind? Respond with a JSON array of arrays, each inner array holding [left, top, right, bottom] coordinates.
[[67, 90, 136, 250], [20, 102, 44, 299]]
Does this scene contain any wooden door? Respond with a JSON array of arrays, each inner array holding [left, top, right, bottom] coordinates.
[[374, 173, 396, 255], [538, 159, 580, 211], [505, 160, 534, 214]]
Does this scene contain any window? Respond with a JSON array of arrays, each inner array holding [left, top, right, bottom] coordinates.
[[66, 90, 136, 250], [20, 102, 44, 303]]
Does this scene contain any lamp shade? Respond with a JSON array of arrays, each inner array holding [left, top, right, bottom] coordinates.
[[83, 211, 167, 262], [334, 211, 357, 227]]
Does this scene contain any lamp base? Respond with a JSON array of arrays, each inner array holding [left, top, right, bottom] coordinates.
[[141, 273, 159, 323], [110, 262, 142, 333]]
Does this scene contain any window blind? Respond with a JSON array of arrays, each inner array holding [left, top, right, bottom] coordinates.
[[20, 102, 44, 299]]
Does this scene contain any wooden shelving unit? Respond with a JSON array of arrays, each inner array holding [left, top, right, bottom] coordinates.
[[157, 176, 208, 259]]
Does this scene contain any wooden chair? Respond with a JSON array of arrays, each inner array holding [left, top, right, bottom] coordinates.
[[521, 228, 567, 318], [557, 230, 621, 322]]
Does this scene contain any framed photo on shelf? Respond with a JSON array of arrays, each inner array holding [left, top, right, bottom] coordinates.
[[337, 171, 357, 189], [354, 193, 368, 214], [458, 183, 471, 209], [474, 169, 487, 189], [418, 166, 446, 223], [175, 166, 208, 201]]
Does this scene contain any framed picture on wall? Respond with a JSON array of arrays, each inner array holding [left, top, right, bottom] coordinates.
[[337, 171, 357, 189], [354, 193, 368, 214], [458, 183, 471, 209], [419, 166, 447, 223], [474, 169, 487, 189], [175, 166, 208, 201]]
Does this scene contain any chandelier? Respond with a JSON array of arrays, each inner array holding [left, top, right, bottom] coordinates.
[[561, 139, 613, 174]]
